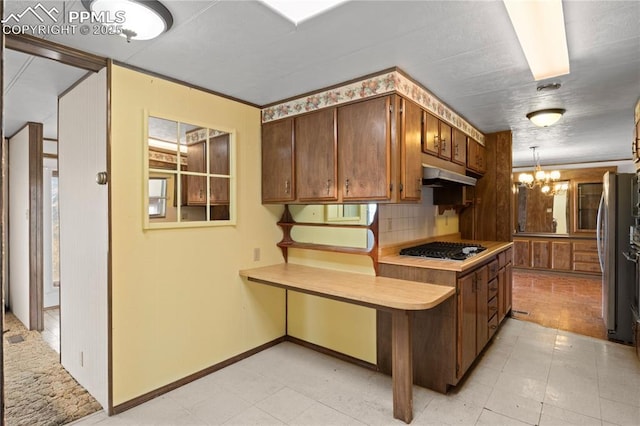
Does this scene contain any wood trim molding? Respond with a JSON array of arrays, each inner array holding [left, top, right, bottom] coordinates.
[[6, 33, 107, 72], [28, 122, 44, 331], [1, 0, 6, 418]]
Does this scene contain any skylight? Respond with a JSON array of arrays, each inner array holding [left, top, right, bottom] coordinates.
[[260, 0, 348, 25]]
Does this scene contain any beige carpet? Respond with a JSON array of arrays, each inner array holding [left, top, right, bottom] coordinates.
[[3, 312, 102, 425]]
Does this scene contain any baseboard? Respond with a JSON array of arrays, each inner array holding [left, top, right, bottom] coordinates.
[[110, 336, 286, 415], [284, 335, 378, 372]]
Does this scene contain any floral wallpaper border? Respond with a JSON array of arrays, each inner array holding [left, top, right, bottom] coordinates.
[[261, 70, 485, 144]]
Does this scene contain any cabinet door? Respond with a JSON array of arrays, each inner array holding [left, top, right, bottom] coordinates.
[[573, 181, 603, 233], [338, 96, 391, 201], [505, 262, 512, 315], [513, 240, 531, 267], [452, 128, 467, 166], [187, 141, 206, 205], [477, 143, 486, 173], [262, 118, 295, 202], [475, 266, 489, 353], [439, 121, 452, 161], [400, 99, 423, 201], [457, 272, 477, 378], [532, 240, 551, 268], [209, 134, 230, 204], [423, 111, 439, 155], [295, 108, 338, 201], [467, 138, 477, 171], [498, 268, 506, 321], [551, 241, 571, 270]]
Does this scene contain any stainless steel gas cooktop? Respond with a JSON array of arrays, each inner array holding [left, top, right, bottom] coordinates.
[[399, 241, 487, 261]]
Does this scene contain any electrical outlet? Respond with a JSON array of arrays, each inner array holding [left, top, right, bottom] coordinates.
[[253, 248, 260, 261]]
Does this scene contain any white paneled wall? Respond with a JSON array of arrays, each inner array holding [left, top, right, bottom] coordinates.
[[8, 126, 31, 328], [58, 69, 108, 409], [378, 187, 459, 245]]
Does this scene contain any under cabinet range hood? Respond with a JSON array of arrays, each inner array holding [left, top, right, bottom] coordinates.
[[422, 165, 477, 187]]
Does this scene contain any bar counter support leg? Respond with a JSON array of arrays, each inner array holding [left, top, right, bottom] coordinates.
[[391, 309, 413, 423]]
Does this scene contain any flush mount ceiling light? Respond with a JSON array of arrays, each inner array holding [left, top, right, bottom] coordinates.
[[82, 0, 173, 41], [526, 108, 566, 127], [503, 0, 570, 80], [260, 0, 348, 25]]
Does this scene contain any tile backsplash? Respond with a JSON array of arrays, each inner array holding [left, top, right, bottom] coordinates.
[[378, 188, 458, 246]]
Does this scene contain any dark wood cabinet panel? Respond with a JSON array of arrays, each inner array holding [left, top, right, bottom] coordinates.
[[452, 128, 467, 166], [532, 241, 550, 268], [295, 108, 338, 201], [457, 271, 477, 379], [337, 96, 391, 201], [400, 99, 422, 201], [439, 121, 452, 161], [187, 142, 206, 205], [475, 266, 489, 355], [467, 138, 486, 174], [513, 240, 531, 267], [551, 241, 571, 270], [262, 118, 295, 202], [209, 134, 230, 204], [423, 111, 439, 155]]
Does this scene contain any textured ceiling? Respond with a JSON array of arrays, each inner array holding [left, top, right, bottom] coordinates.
[[3, 0, 640, 167]]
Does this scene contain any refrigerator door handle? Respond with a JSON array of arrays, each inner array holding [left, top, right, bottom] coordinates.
[[596, 192, 605, 272]]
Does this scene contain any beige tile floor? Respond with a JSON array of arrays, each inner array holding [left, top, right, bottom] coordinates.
[[70, 318, 640, 426]]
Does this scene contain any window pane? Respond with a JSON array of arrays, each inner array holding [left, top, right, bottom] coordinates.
[[148, 117, 180, 170]]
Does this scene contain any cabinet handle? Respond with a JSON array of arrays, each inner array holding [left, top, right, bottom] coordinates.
[[326, 179, 331, 195], [454, 144, 458, 156], [417, 178, 422, 192], [284, 179, 290, 194], [489, 306, 498, 313], [489, 324, 497, 330], [345, 178, 350, 195], [434, 135, 439, 150]]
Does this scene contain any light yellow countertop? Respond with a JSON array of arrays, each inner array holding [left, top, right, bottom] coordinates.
[[378, 239, 513, 272], [239, 263, 455, 311]]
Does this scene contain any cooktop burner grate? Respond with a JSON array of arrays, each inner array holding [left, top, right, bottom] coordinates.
[[399, 241, 487, 260]]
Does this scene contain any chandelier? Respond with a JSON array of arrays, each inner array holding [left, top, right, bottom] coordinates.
[[518, 147, 563, 195]]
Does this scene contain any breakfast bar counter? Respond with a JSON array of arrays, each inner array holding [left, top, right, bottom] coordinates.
[[239, 263, 456, 423]]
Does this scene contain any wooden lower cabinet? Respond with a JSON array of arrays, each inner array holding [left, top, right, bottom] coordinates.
[[377, 249, 512, 393], [532, 241, 550, 268], [513, 237, 600, 275], [551, 241, 572, 271]]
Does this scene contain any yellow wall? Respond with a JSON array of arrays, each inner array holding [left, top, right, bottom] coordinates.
[[110, 65, 286, 405], [287, 250, 377, 363]]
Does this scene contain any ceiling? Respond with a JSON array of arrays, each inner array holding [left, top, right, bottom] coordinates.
[[3, 0, 639, 167]]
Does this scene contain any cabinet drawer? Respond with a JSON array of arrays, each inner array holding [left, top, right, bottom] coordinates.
[[574, 262, 601, 273], [573, 241, 597, 252], [488, 278, 498, 300], [488, 312, 499, 339], [573, 251, 599, 263], [488, 296, 498, 320], [488, 259, 499, 280]]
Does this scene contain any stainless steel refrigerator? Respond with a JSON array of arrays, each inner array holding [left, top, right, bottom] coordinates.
[[597, 171, 635, 343]]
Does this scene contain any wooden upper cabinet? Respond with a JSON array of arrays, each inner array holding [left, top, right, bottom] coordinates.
[[209, 134, 230, 204], [187, 141, 207, 205], [439, 121, 452, 161], [400, 98, 423, 201], [452, 128, 467, 166], [295, 108, 338, 202], [423, 111, 439, 155], [262, 117, 295, 203], [337, 96, 391, 201], [467, 138, 486, 174]]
